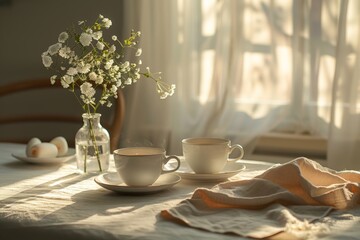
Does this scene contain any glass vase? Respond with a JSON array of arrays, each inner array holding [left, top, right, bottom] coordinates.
[[75, 113, 110, 173]]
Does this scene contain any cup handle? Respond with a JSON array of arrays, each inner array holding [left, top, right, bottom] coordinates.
[[162, 155, 181, 174], [228, 144, 244, 162]]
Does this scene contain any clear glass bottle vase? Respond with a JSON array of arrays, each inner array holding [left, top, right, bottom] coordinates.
[[75, 113, 110, 173]]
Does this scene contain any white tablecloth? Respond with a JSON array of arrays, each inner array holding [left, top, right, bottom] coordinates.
[[0, 143, 360, 240]]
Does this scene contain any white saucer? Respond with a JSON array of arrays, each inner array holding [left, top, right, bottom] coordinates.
[[94, 172, 181, 194], [11, 149, 76, 164], [170, 156, 246, 181]]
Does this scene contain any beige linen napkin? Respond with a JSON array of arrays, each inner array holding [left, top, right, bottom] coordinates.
[[161, 157, 360, 239]]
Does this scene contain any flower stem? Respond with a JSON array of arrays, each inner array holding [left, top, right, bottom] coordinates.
[[83, 145, 87, 172], [86, 105, 102, 172], [89, 117, 102, 172]]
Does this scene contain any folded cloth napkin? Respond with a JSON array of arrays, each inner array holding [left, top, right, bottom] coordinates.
[[161, 157, 360, 239]]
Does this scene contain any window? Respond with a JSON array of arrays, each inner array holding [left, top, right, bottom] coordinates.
[[123, 0, 360, 169]]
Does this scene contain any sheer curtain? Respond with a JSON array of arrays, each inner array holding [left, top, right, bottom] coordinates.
[[121, 0, 360, 170]]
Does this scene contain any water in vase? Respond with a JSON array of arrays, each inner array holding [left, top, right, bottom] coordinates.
[[76, 141, 110, 173]]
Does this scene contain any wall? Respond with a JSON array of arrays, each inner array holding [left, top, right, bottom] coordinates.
[[0, 0, 126, 82], [0, 0, 126, 145]]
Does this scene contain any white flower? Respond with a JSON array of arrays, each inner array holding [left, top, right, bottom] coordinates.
[[122, 61, 129, 69], [61, 80, 69, 88], [67, 67, 78, 76], [50, 75, 57, 85], [135, 48, 142, 56], [89, 72, 97, 81], [106, 101, 112, 107], [48, 43, 62, 55], [59, 46, 71, 58], [109, 45, 116, 53], [61, 75, 73, 88], [111, 85, 117, 93], [79, 32, 92, 46], [80, 82, 95, 98], [104, 60, 114, 70], [99, 14, 104, 19], [95, 75, 104, 84], [80, 95, 92, 104], [116, 80, 122, 87], [169, 84, 176, 96], [124, 78, 132, 85], [77, 62, 91, 74], [58, 32, 69, 43], [112, 35, 117, 41], [112, 65, 119, 72], [96, 41, 104, 50], [160, 92, 169, 99], [93, 31, 102, 40], [64, 75, 74, 83], [102, 18, 112, 28], [42, 55, 53, 67]]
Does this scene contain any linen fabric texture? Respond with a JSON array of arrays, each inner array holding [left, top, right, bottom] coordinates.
[[161, 157, 360, 238]]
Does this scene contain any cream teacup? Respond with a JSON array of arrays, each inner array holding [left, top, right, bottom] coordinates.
[[182, 137, 244, 174], [113, 147, 180, 187]]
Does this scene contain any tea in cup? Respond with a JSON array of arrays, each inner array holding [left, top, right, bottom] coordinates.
[[113, 147, 180, 187], [182, 137, 244, 174]]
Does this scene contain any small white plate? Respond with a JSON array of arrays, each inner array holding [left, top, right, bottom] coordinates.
[[94, 172, 181, 194], [171, 156, 246, 181], [11, 149, 76, 164]]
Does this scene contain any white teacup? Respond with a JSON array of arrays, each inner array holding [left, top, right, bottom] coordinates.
[[182, 137, 244, 174], [113, 147, 180, 187]]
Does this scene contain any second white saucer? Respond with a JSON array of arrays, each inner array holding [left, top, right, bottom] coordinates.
[[170, 156, 246, 181]]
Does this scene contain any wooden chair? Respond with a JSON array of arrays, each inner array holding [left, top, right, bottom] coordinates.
[[0, 79, 125, 152]]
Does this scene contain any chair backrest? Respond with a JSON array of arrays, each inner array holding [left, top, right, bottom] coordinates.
[[0, 79, 125, 152]]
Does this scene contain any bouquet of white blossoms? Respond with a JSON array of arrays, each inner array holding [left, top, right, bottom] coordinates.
[[41, 14, 175, 173], [41, 14, 175, 114]]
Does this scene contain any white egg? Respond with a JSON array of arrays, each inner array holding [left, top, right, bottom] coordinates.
[[29, 143, 58, 158], [26, 137, 41, 157], [50, 136, 69, 156]]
